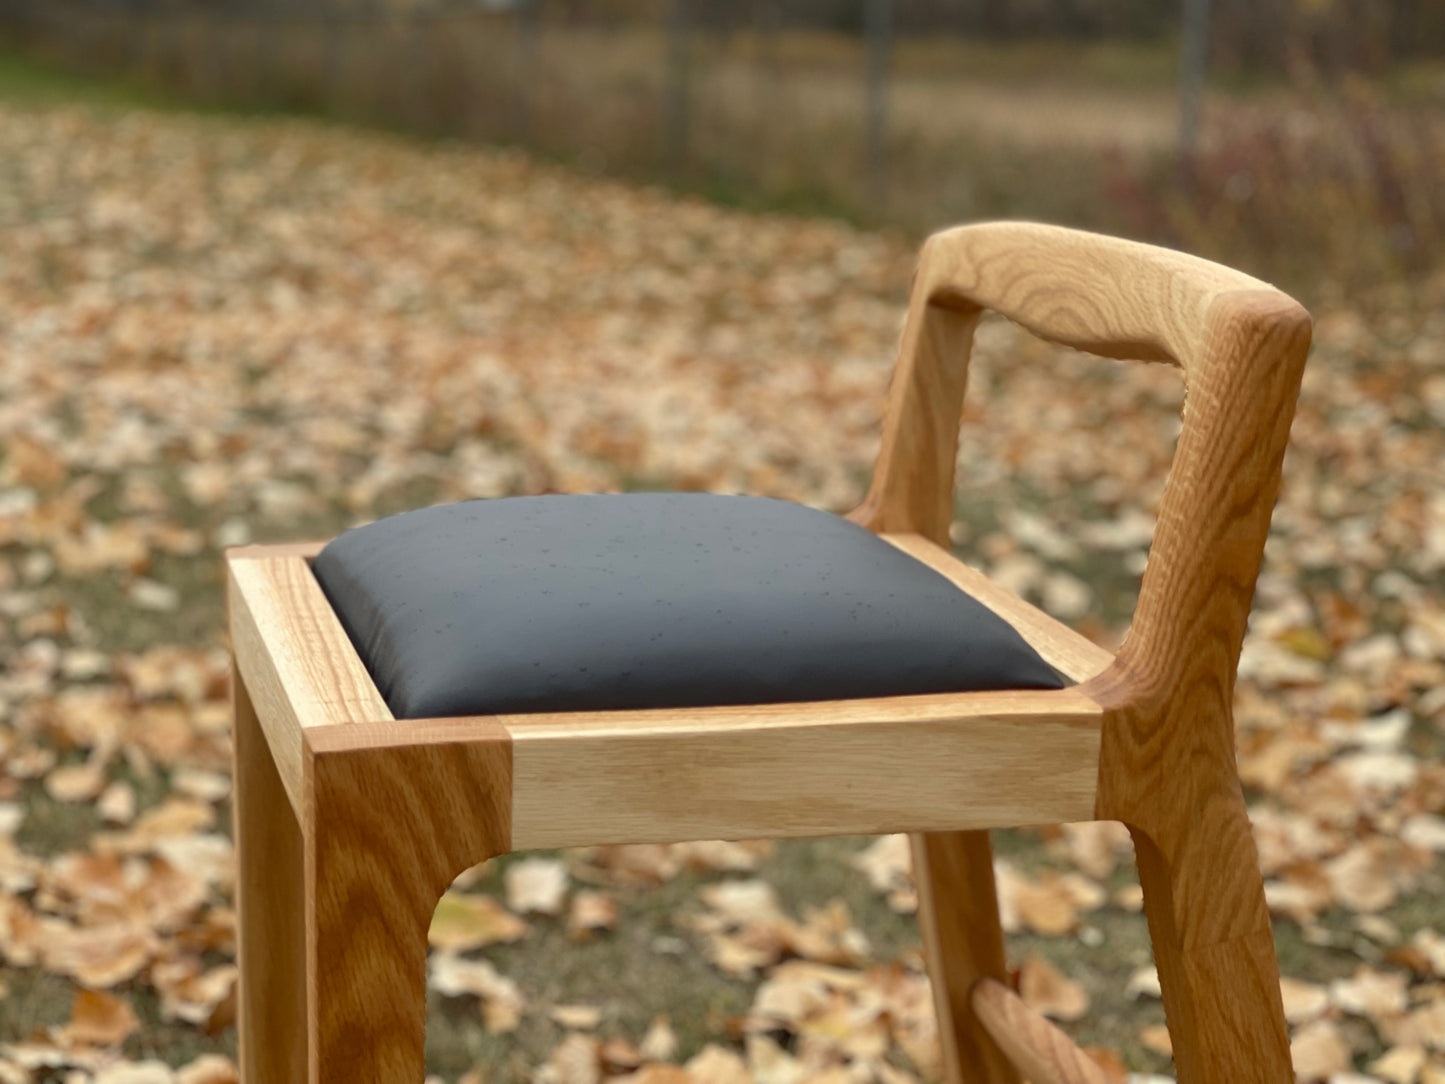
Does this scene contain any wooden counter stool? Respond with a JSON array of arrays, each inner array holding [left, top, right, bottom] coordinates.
[[227, 221, 1310, 1084]]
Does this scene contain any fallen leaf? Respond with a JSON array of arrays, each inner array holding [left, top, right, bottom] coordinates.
[[1138, 1024, 1172, 1057], [59, 988, 141, 1046], [1290, 1019, 1352, 1080], [1330, 966, 1410, 1018], [1280, 976, 1330, 1025], [550, 1004, 603, 1030], [685, 1044, 750, 1084], [428, 892, 527, 951], [505, 857, 569, 916], [534, 1033, 601, 1084], [567, 890, 618, 940], [1017, 955, 1089, 1021], [639, 1015, 679, 1062], [1371, 1046, 1428, 1084], [429, 953, 526, 1033]]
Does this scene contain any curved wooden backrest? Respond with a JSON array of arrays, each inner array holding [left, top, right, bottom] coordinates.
[[851, 221, 1312, 707]]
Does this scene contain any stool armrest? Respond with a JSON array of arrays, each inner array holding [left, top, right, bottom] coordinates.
[[853, 221, 1311, 710]]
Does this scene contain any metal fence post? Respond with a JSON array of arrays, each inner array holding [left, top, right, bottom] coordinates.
[[663, 0, 691, 173], [1179, 0, 1210, 158], [513, 0, 542, 142], [864, 0, 892, 214]]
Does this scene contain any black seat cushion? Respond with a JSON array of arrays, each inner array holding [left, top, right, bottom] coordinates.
[[312, 494, 1065, 719]]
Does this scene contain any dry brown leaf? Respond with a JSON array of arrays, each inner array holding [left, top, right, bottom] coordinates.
[[1290, 1019, 1353, 1080], [1280, 976, 1331, 1025], [1330, 966, 1410, 1018], [623, 1066, 692, 1084], [684, 1044, 750, 1084], [639, 1016, 679, 1062], [850, 834, 915, 911], [44, 759, 108, 803], [1371, 1046, 1428, 1084], [505, 857, 570, 916], [41, 920, 154, 988], [1138, 1023, 1172, 1057], [601, 1037, 643, 1074], [114, 799, 215, 851], [1125, 965, 1161, 1000], [1379, 998, 1445, 1048], [93, 1063, 177, 1084], [567, 890, 618, 940], [428, 891, 527, 951], [535, 1033, 601, 1084], [550, 1004, 603, 1030], [97, 781, 137, 825], [179, 1061, 240, 1084], [152, 959, 238, 1025], [59, 987, 141, 1046], [675, 840, 774, 873], [1017, 955, 1089, 1021], [576, 845, 682, 886], [429, 953, 526, 1033], [1055, 821, 1131, 881], [745, 1034, 802, 1084], [1010, 871, 1086, 936]]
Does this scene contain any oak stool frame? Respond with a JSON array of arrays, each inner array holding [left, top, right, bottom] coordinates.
[[228, 221, 1311, 1084]]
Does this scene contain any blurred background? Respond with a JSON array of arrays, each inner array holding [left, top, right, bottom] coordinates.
[[3, 0, 1444, 288], [0, 3, 1443, 1083]]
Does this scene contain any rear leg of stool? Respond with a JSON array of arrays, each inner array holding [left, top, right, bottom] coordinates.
[[233, 671, 309, 1084], [1132, 810, 1292, 1084], [913, 830, 1021, 1084], [305, 724, 513, 1084]]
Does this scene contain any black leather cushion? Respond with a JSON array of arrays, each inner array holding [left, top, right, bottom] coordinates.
[[312, 494, 1065, 719]]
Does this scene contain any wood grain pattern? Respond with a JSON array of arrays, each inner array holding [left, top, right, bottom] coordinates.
[[227, 551, 392, 811], [304, 718, 512, 1084], [849, 222, 1308, 1084], [971, 979, 1116, 1084], [505, 688, 1102, 850], [226, 221, 1309, 1084], [226, 540, 327, 561], [883, 532, 1113, 684], [1083, 288, 1310, 1083], [233, 666, 309, 1084], [914, 833, 1021, 1084]]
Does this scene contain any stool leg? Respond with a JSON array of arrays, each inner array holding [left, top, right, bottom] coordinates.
[[305, 731, 513, 1084], [1131, 810, 1292, 1084], [912, 830, 1021, 1084], [308, 834, 434, 1084], [233, 670, 309, 1084]]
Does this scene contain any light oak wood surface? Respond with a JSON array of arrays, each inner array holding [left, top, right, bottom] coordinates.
[[228, 221, 1309, 1084], [849, 221, 1308, 1084], [882, 532, 1113, 684], [971, 979, 1116, 1084], [304, 720, 511, 1084], [233, 665, 309, 1084], [227, 552, 391, 812], [504, 689, 1102, 850], [915, 832, 1021, 1083]]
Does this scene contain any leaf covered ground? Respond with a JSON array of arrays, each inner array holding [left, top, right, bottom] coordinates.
[[0, 91, 1444, 1084]]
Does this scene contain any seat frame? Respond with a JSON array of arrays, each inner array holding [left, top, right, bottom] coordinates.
[[228, 222, 1311, 1084]]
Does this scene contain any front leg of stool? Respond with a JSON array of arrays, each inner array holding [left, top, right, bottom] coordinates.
[[304, 722, 513, 1084], [234, 670, 309, 1084]]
